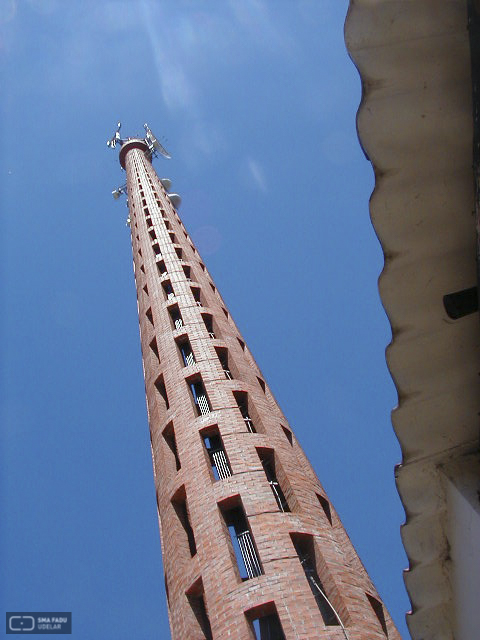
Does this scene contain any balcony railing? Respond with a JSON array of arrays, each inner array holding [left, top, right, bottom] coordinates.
[[269, 479, 289, 513], [185, 352, 195, 367], [237, 530, 262, 579], [211, 448, 232, 480], [196, 394, 210, 416], [244, 416, 255, 433], [300, 556, 340, 627]]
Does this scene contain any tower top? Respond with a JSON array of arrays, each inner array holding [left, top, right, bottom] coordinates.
[[106, 122, 171, 169]]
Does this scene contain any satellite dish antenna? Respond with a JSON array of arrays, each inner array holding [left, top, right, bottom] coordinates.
[[144, 123, 171, 159], [169, 193, 182, 208]]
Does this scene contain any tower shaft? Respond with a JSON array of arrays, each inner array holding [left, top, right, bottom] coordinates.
[[119, 140, 400, 639]]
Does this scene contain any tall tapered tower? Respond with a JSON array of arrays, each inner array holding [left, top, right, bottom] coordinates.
[[108, 124, 400, 640]]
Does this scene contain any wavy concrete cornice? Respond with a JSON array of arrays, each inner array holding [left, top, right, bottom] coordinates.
[[345, 2, 480, 638]]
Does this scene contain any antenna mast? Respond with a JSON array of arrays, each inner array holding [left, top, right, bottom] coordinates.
[[107, 122, 172, 207]]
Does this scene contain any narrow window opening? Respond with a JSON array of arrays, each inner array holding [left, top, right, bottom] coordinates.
[[152, 242, 161, 256], [191, 594, 212, 640], [169, 232, 177, 244], [145, 216, 152, 227], [178, 338, 196, 367], [149, 228, 157, 241], [222, 307, 229, 318], [186, 579, 212, 640], [366, 593, 388, 636], [175, 247, 183, 260], [164, 219, 172, 230], [290, 534, 339, 627], [138, 247, 143, 257], [162, 280, 175, 301], [215, 347, 233, 379], [190, 378, 211, 416], [209, 282, 216, 293], [246, 604, 286, 640], [182, 265, 192, 281], [143, 284, 149, 296], [149, 337, 160, 363], [281, 425, 293, 445], [237, 338, 245, 351], [252, 615, 285, 640], [157, 260, 167, 277], [154, 375, 169, 411], [136, 234, 140, 241], [164, 573, 170, 608], [201, 428, 232, 480], [202, 313, 215, 339], [316, 494, 332, 525], [220, 500, 263, 580], [233, 391, 256, 433], [199, 262, 206, 271], [191, 286, 202, 306], [146, 307, 154, 326], [257, 448, 290, 513], [140, 264, 145, 274], [163, 422, 181, 471], [172, 489, 196, 557], [257, 377, 266, 393], [169, 305, 184, 330]]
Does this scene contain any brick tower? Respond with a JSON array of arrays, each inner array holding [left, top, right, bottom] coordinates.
[[108, 124, 401, 640]]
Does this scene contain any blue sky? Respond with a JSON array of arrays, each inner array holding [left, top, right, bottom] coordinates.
[[1, 1, 410, 637]]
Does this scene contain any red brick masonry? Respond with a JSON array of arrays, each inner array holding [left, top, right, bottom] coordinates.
[[121, 142, 401, 640]]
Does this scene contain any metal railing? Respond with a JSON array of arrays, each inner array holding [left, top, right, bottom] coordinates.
[[211, 449, 232, 480], [185, 352, 195, 367], [196, 394, 210, 416], [237, 530, 262, 579], [269, 480, 289, 513], [299, 556, 348, 637], [244, 416, 255, 433]]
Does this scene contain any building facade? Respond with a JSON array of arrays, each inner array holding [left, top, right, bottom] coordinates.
[[112, 133, 400, 639], [345, 1, 480, 638]]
